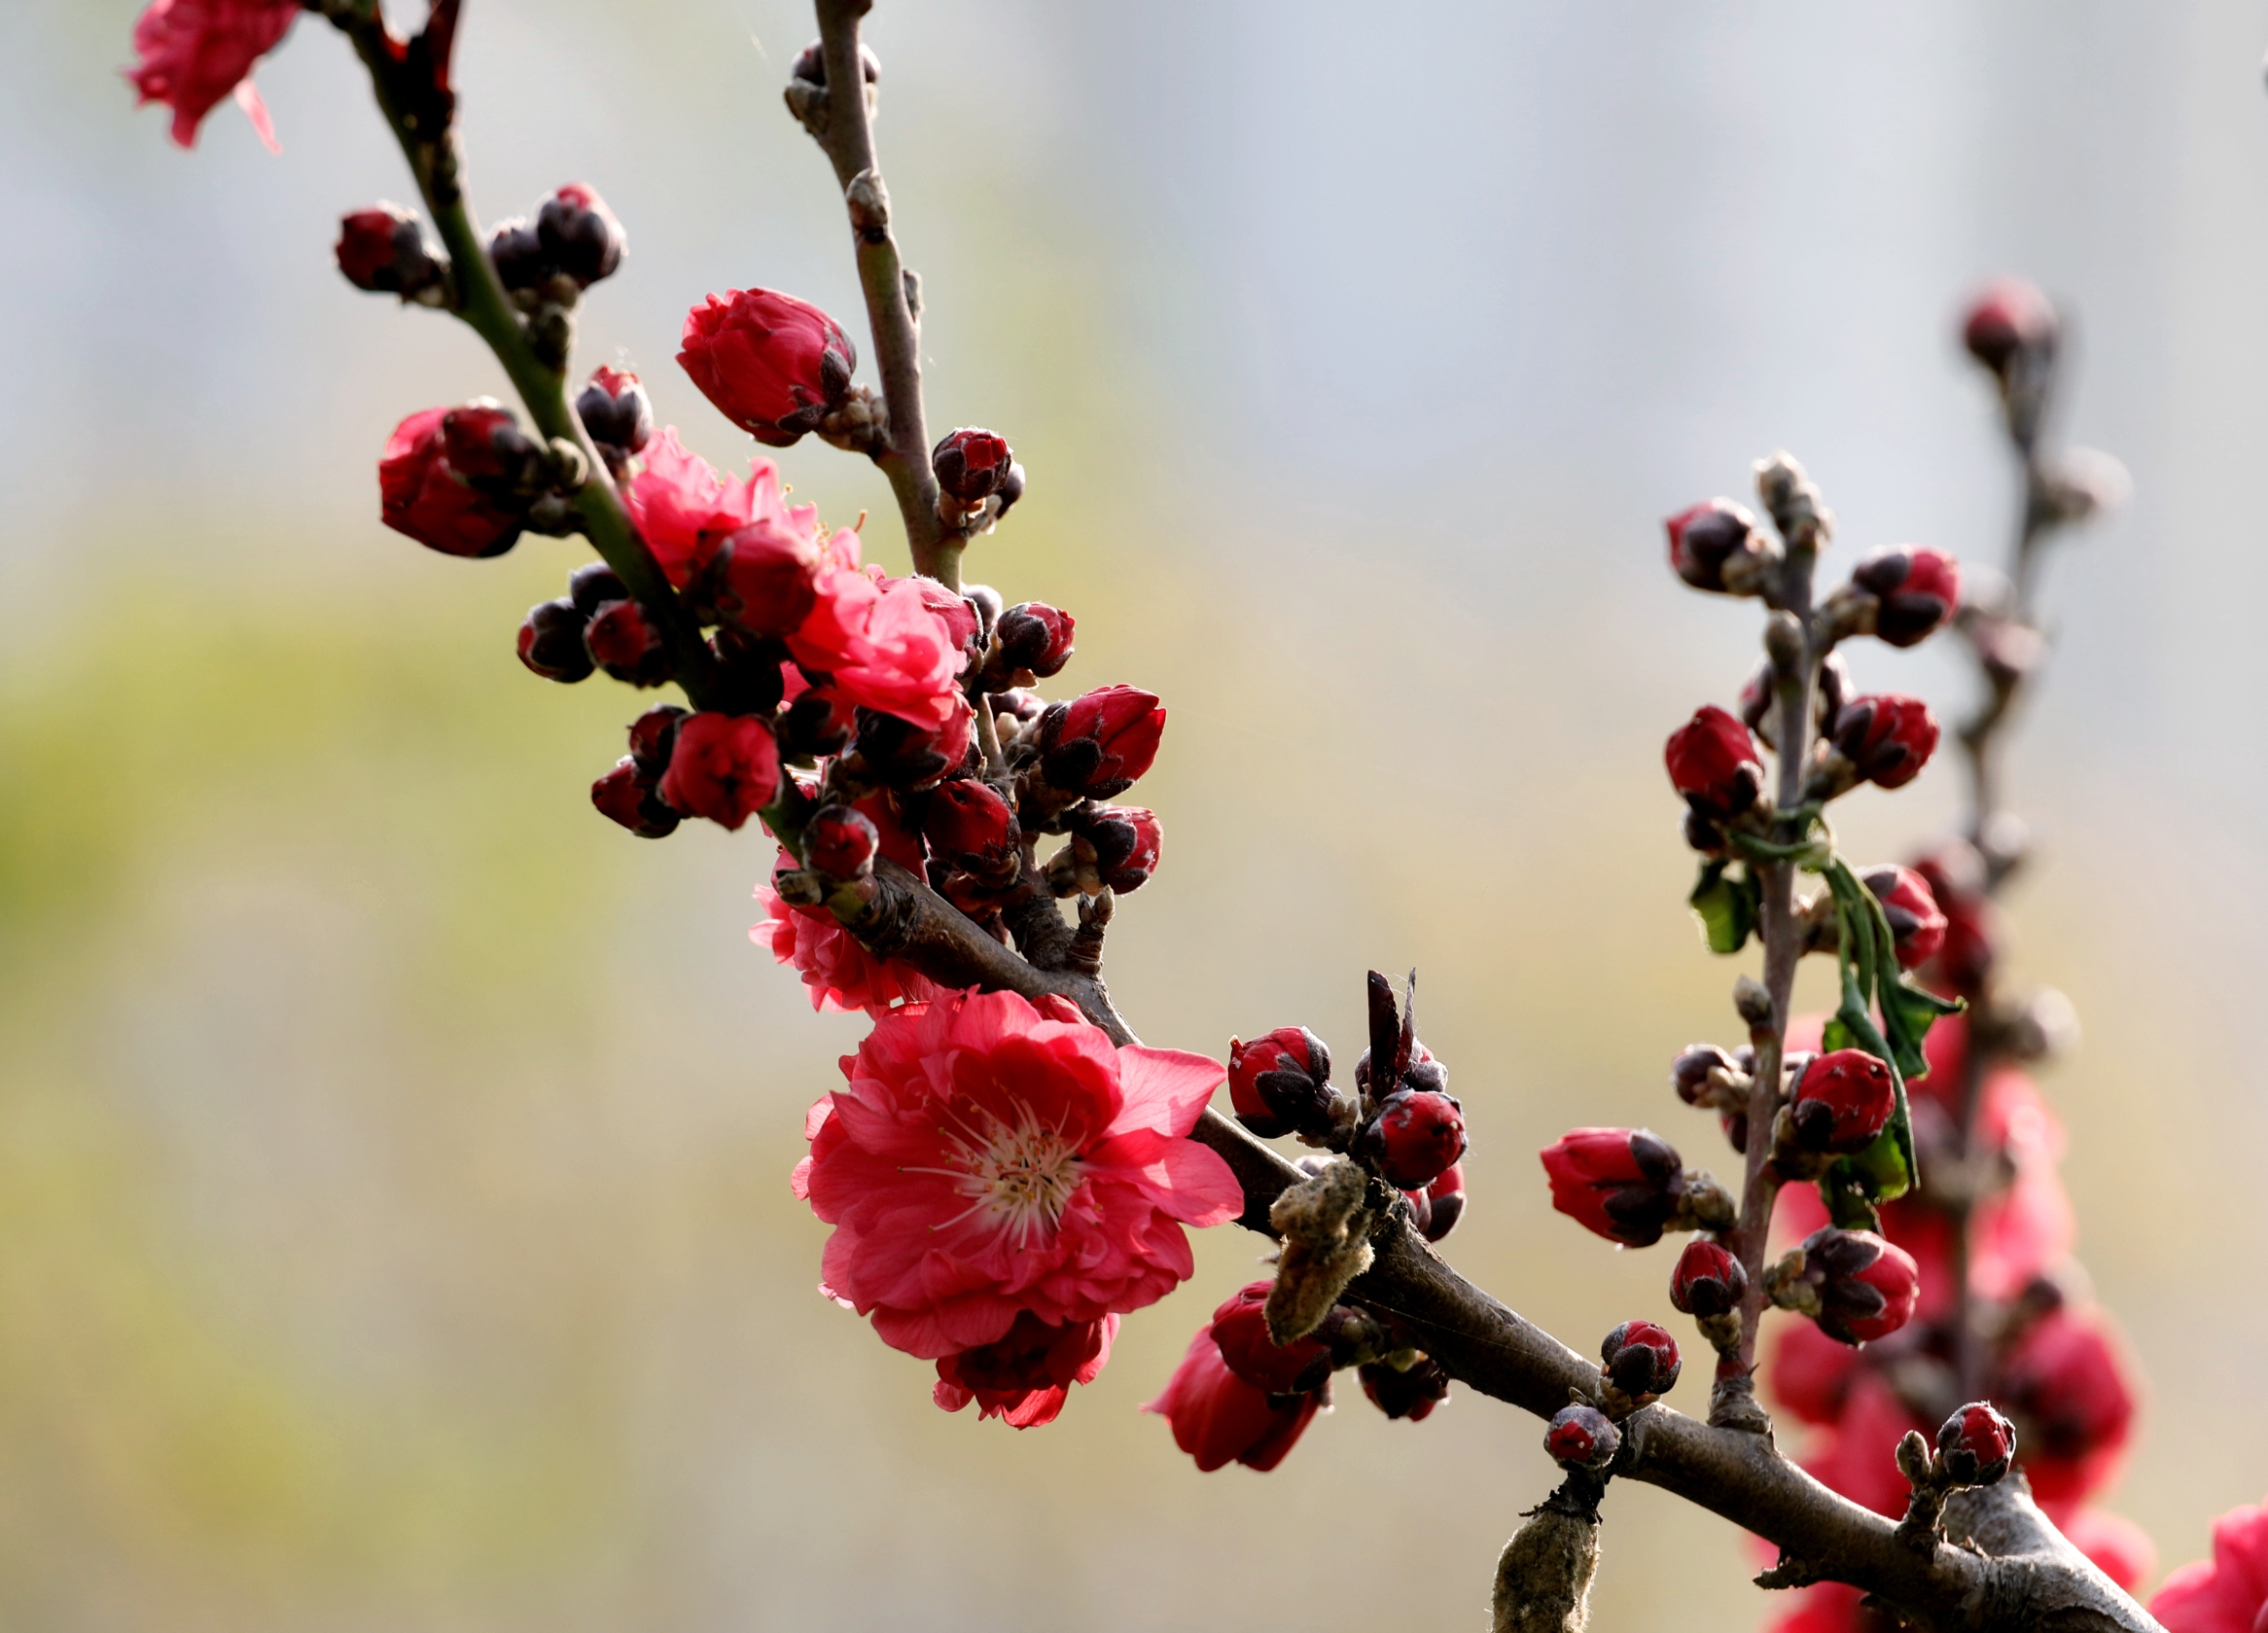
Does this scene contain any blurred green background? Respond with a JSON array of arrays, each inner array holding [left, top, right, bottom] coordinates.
[[5, 1, 2267, 1627]]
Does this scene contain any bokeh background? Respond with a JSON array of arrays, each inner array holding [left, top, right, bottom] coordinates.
[[5, 1, 2267, 1627]]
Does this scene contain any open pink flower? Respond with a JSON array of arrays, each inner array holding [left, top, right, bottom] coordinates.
[[2152, 1496, 2268, 1633], [623, 427, 821, 590], [1145, 1320, 1321, 1473], [787, 532, 967, 729], [754, 864, 940, 1015], [932, 1311, 1117, 1429], [792, 989, 1239, 1362], [125, 0, 298, 150]]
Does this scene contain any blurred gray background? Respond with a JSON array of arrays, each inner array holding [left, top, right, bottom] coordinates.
[[3, 2, 2265, 1628]]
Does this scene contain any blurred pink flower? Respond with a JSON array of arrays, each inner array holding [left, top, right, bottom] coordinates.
[[125, 0, 297, 150], [2152, 1497, 2268, 1633]]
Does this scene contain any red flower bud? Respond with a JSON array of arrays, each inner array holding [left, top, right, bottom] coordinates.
[[377, 406, 525, 558], [1418, 1162, 1466, 1242], [1962, 277, 2058, 373], [1601, 1319, 1682, 1402], [657, 712, 781, 831], [438, 402, 548, 499], [852, 700, 974, 789], [1832, 693, 1938, 790], [990, 601, 1076, 684], [1862, 864, 1946, 971], [336, 203, 444, 302], [584, 599, 672, 687], [932, 427, 1015, 503], [625, 704, 687, 775], [677, 288, 855, 447], [1541, 1127, 1685, 1247], [1544, 1403, 1620, 1471], [1064, 804, 1162, 895], [803, 802, 879, 881], [575, 366, 653, 456], [1913, 844, 1997, 993], [516, 598, 593, 682], [1851, 547, 1961, 648], [590, 757, 679, 838], [1227, 1027, 1335, 1140], [923, 777, 1020, 880], [1145, 1320, 1321, 1473], [1788, 1049, 1896, 1154], [536, 182, 624, 288], [1796, 1226, 1920, 1346], [1359, 1089, 1468, 1189], [852, 789, 929, 873], [1209, 1281, 1332, 1396], [1992, 1307, 2136, 1504], [778, 676, 856, 760], [1036, 685, 1165, 799], [1359, 1356, 1449, 1421], [1665, 705, 1765, 824], [697, 522, 820, 638], [1666, 498, 1776, 595], [1669, 1237, 1748, 1319], [1937, 1402, 2016, 1487]]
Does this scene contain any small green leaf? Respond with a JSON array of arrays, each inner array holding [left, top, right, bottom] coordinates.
[[1688, 860, 1757, 955], [1816, 1174, 1884, 1232]]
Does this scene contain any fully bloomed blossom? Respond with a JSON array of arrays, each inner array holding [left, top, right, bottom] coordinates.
[[2153, 1500, 2268, 1632], [125, 0, 298, 150], [623, 427, 821, 590], [793, 990, 1240, 1365], [1145, 1320, 1321, 1473], [932, 1311, 1117, 1429], [754, 861, 940, 1016], [787, 533, 968, 730]]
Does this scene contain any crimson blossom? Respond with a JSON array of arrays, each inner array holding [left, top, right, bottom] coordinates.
[[125, 0, 298, 150], [754, 858, 940, 1016], [792, 989, 1240, 1397], [2151, 1497, 2268, 1633]]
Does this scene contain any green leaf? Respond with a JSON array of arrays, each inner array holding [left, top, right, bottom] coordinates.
[[1814, 857, 1922, 1209], [1816, 1174, 1883, 1232], [1688, 860, 1758, 955]]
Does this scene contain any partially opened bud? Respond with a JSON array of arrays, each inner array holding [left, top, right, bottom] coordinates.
[[575, 367, 654, 457], [336, 203, 444, 302], [1937, 1402, 2016, 1486], [591, 757, 680, 837], [1669, 1237, 1748, 1319], [536, 182, 624, 288], [517, 598, 593, 682], [1832, 694, 1939, 791], [378, 407, 525, 558], [803, 803, 879, 881], [1962, 277, 2058, 374], [933, 428, 1015, 503], [700, 523, 821, 638], [1792, 1227, 1920, 1346], [923, 777, 1020, 881], [1209, 1281, 1331, 1395], [1666, 498, 1780, 595], [1600, 1320, 1682, 1403], [1358, 1089, 1468, 1189], [585, 599, 672, 687], [1862, 864, 1946, 970], [1787, 1049, 1896, 1154], [1544, 1403, 1620, 1471], [657, 712, 781, 830], [1036, 686, 1165, 799], [678, 288, 856, 446], [1227, 1027, 1334, 1140], [1666, 706, 1765, 824], [1541, 1127, 1684, 1247]]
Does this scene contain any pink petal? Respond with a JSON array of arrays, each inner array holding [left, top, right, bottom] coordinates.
[[233, 77, 278, 153], [1109, 1047, 1225, 1137]]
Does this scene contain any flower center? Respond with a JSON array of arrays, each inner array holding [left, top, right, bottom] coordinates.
[[929, 1098, 1085, 1247]]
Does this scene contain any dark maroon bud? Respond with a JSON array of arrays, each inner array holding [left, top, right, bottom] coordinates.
[[440, 402, 549, 500], [626, 704, 687, 775], [1738, 659, 1775, 744], [1788, 1049, 1896, 1154], [933, 427, 1015, 504], [778, 679, 855, 759], [585, 599, 672, 687], [790, 38, 878, 87], [1035, 686, 1164, 799], [1682, 807, 1727, 856], [575, 367, 653, 456], [853, 703, 975, 790], [487, 217, 549, 291], [991, 601, 1076, 684], [535, 183, 624, 288], [1669, 1238, 1747, 1319], [1227, 1027, 1335, 1140], [590, 757, 679, 837], [1936, 1402, 2016, 1487], [517, 598, 594, 682], [1358, 1089, 1468, 1189], [992, 461, 1027, 517], [804, 803, 880, 882], [1544, 1403, 1620, 1471], [1359, 1356, 1450, 1422], [1420, 1162, 1466, 1242], [1672, 1043, 1739, 1108], [1665, 706, 1765, 824], [569, 560, 628, 616], [1962, 278, 2057, 374], [335, 203, 444, 301], [1665, 498, 1778, 595], [1851, 547, 1961, 648], [1601, 1320, 1682, 1402], [1832, 694, 1939, 791], [923, 777, 1021, 881]]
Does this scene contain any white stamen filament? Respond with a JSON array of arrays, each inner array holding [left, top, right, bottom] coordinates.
[[905, 1097, 1085, 1247]]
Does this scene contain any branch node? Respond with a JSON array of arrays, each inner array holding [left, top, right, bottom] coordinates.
[[1264, 1158, 1375, 1345]]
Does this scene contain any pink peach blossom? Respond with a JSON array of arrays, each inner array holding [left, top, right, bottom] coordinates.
[[2152, 1496, 2268, 1633], [753, 867, 940, 1015], [125, 0, 297, 150], [622, 427, 822, 590]]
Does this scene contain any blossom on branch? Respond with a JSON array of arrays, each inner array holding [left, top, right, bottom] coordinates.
[[125, 0, 298, 150], [932, 1311, 1117, 1429], [793, 990, 1239, 1384], [678, 288, 855, 446], [754, 859, 939, 1015], [1146, 1314, 1323, 1473]]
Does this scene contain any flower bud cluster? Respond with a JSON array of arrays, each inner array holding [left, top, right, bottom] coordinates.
[[488, 183, 626, 306]]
